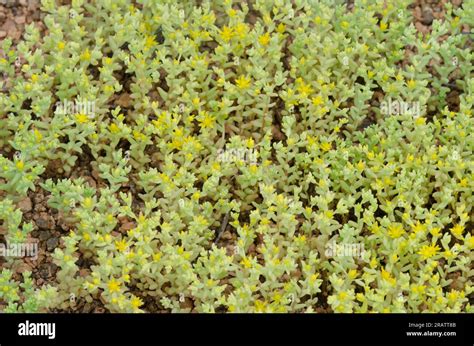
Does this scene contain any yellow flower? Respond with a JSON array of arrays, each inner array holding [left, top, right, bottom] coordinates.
[[370, 223, 380, 234], [75, 113, 89, 124], [234, 23, 248, 39], [458, 178, 468, 187], [466, 236, 474, 249], [80, 48, 91, 62], [235, 75, 251, 90], [320, 142, 332, 152], [447, 290, 460, 303], [144, 35, 156, 49], [107, 279, 120, 293], [407, 79, 416, 89], [450, 224, 464, 238], [411, 285, 426, 294], [32, 128, 43, 142], [412, 221, 426, 234], [115, 239, 127, 252], [381, 268, 396, 286], [380, 22, 388, 31], [131, 296, 143, 310], [429, 227, 441, 237], [258, 32, 271, 46], [387, 224, 405, 238], [109, 123, 120, 134], [338, 291, 348, 300], [241, 257, 252, 268], [198, 111, 215, 129], [16, 161, 25, 171], [277, 23, 286, 33], [192, 97, 200, 107], [254, 300, 267, 312], [348, 269, 357, 280], [415, 117, 426, 125], [82, 197, 93, 209], [417, 244, 440, 260], [296, 81, 313, 96], [220, 26, 233, 42]]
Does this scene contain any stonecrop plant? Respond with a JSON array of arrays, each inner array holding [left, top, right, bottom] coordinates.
[[0, 0, 472, 313]]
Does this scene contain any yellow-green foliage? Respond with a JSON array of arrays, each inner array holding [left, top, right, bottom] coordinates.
[[0, 0, 473, 312]]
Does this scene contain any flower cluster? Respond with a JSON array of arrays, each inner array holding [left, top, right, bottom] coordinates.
[[0, 0, 472, 313]]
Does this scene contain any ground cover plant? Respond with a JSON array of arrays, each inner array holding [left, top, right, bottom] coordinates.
[[0, 0, 472, 313]]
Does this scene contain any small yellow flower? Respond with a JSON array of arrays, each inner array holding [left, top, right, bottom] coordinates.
[[220, 25, 233, 42], [380, 22, 388, 31], [75, 113, 89, 124], [412, 221, 426, 234], [407, 79, 416, 89], [80, 48, 91, 62], [234, 23, 248, 39], [254, 300, 267, 312], [131, 296, 143, 310], [411, 285, 426, 294], [57, 41, 66, 50], [320, 142, 332, 152], [348, 269, 357, 280], [450, 224, 464, 238], [82, 197, 93, 209], [381, 268, 396, 286], [429, 227, 441, 237], [417, 244, 440, 260], [296, 81, 313, 96], [198, 111, 215, 129], [387, 223, 405, 238], [338, 291, 348, 300], [415, 117, 426, 125], [312, 95, 323, 106], [235, 75, 251, 90], [459, 178, 468, 187], [144, 35, 156, 49], [447, 290, 460, 303], [277, 23, 286, 33], [192, 97, 200, 107], [109, 123, 120, 133], [466, 236, 474, 249], [241, 257, 252, 268], [16, 161, 25, 171], [33, 128, 42, 141], [115, 239, 127, 252], [107, 279, 120, 293], [258, 32, 271, 46]]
